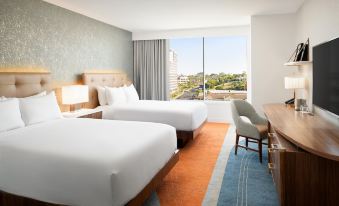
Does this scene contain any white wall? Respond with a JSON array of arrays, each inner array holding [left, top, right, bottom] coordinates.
[[250, 0, 339, 124], [251, 14, 298, 114], [204, 101, 234, 123], [295, 0, 339, 124], [132, 26, 250, 40]]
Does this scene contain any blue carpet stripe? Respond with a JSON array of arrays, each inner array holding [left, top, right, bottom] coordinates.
[[145, 129, 279, 206], [237, 151, 255, 206], [203, 126, 236, 206], [217, 141, 279, 206]]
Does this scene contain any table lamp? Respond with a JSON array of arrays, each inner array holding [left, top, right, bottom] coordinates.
[[284, 76, 305, 107], [62, 85, 89, 112]]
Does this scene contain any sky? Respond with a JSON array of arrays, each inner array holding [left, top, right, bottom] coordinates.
[[170, 36, 247, 75]]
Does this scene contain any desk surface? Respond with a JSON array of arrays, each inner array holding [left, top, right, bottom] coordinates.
[[263, 103, 339, 161]]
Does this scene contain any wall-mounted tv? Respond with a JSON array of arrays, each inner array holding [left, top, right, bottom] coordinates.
[[313, 37, 339, 116]]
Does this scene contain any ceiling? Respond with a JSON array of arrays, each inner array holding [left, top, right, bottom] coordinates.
[[43, 0, 305, 32]]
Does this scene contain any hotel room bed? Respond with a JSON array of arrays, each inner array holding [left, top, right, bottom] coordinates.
[[98, 100, 207, 131], [0, 118, 177, 206], [0, 72, 179, 206], [83, 72, 208, 146]]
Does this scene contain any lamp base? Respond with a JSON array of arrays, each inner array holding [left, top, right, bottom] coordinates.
[[295, 99, 307, 111]]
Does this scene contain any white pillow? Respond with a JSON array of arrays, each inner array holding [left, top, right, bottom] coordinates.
[[97, 86, 107, 106], [20, 91, 62, 125], [105, 86, 127, 105], [0, 91, 46, 101], [123, 84, 139, 102], [0, 98, 25, 132]]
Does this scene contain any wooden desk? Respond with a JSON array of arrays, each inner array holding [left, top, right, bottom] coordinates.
[[263, 104, 339, 206]]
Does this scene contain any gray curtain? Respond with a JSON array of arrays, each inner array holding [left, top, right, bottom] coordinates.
[[133, 39, 169, 100]]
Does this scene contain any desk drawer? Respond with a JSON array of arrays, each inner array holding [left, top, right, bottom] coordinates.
[[268, 133, 285, 204]]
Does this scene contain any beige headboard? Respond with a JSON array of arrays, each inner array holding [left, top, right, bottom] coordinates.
[[82, 72, 131, 108], [0, 72, 52, 97]]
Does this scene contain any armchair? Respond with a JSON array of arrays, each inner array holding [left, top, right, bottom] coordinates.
[[230, 100, 268, 163]]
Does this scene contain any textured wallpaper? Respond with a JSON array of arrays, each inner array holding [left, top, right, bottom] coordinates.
[[0, 0, 133, 82]]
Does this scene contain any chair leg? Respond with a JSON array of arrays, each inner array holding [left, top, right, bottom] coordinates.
[[235, 133, 240, 155], [258, 139, 263, 163], [245, 137, 248, 150]]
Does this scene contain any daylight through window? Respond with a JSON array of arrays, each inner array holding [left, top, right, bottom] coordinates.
[[169, 36, 247, 101]]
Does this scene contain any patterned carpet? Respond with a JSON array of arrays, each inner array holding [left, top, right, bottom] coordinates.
[[144, 125, 278, 206], [144, 122, 229, 206], [158, 123, 229, 206], [217, 141, 279, 206]]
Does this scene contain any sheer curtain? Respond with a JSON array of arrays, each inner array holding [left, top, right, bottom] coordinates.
[[133, 39, 169, 100]]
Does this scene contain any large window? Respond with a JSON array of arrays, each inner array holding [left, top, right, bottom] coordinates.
[[169, 36, 247, 101], [169, 38, 203, 100]]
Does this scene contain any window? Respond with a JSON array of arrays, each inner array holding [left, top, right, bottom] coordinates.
[[169, 38, 203, 100], [169, 36, 247, 101], [204, 36, 247, 100]]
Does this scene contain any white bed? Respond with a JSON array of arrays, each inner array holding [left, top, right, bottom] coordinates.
[[98, 100, 208, 131], [0, 118, 177, 206]]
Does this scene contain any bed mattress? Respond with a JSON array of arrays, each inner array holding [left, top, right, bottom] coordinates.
[[0, 118, 177, 206], [99, 100, 208, 131]]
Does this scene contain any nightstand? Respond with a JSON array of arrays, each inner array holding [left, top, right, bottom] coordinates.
[[62, 109, 102, 119]]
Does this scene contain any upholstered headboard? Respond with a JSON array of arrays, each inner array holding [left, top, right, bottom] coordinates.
[[82, 72, 131, 108], [0, 72, 52, 97]]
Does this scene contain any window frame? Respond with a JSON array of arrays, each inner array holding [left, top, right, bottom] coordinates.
[[169, 35, 249, 102]]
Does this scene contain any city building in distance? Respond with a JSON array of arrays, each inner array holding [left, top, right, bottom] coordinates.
[[169, 49, 178, 92]]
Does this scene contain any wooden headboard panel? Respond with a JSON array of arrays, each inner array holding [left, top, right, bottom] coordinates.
[[82, 72, 131, 108], [0, 72, 52, 97]]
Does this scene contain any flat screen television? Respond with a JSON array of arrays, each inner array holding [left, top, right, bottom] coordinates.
[[313, 37, 339, 116]]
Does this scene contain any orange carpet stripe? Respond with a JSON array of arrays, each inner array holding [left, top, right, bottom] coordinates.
[[156, 123, 229, 206]]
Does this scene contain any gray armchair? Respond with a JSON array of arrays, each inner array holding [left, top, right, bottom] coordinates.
[[230, 100, 268, 163]]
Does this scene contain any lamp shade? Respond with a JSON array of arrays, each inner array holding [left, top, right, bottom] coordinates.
[[62, 85, 89, 105], [284, 77, 305, 89]]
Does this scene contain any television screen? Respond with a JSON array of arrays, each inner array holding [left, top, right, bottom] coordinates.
[[313, 37, 339, 116]]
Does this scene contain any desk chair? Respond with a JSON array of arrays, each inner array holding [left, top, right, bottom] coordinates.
[[230, 100, 268, 163]]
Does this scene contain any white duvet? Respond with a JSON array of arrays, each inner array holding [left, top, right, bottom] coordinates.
[[99, 100, 208, 131], [0, 118, 177, 206]]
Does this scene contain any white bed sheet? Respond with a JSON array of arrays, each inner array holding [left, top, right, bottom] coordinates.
[[0, 118, 177, 206], [99, 100, 208, 131]]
